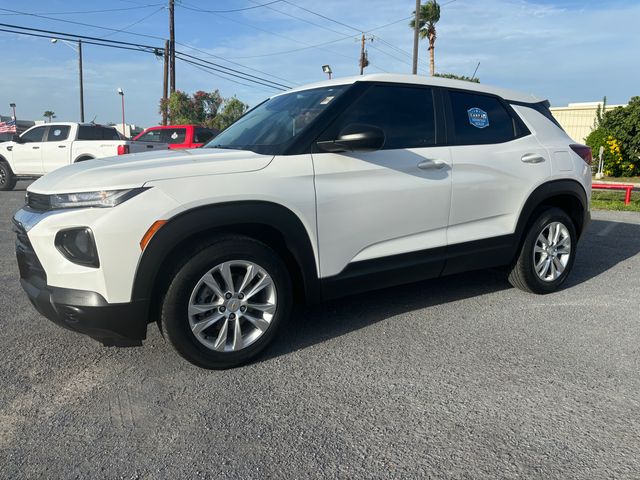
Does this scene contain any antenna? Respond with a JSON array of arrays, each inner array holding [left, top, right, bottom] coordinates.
[[470, 62, 480, 81]]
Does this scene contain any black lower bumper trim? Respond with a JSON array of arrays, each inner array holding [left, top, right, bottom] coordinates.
[[20, 279, 148, 347]]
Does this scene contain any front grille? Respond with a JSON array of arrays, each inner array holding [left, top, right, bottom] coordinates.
[[26, 192, 51, 211], [12, 219, 47, 285]]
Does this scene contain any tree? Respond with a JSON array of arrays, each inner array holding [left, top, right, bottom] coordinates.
[[586, 96, 640, 177], [409, 0, 441, 76], [43, 111, 56, 122], [434, 72, 479, 83], [211, 97, 249, 131], [160, 90, 223, 126]]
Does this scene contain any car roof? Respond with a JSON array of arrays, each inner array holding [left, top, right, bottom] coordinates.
[[280, 73, 542, 104]]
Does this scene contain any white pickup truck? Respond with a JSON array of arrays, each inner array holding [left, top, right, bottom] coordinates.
[[0, 122, 168, 190]]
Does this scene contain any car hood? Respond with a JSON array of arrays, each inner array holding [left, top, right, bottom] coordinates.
[[28, 148, 274, 194]]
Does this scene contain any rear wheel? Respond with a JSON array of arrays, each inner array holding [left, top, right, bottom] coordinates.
[[0, 162, 16, 191], [160, 235, 292, 369], [508, 208, 577, 294]]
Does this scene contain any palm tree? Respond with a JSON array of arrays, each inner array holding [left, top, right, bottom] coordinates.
[[409, 1, 441, 77], [43, 111, 56, 123]]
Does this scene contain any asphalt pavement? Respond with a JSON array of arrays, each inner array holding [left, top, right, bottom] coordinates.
[[1, 181, 639, 479]]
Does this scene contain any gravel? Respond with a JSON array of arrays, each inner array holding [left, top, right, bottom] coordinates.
[[1, 182, 640, 479]]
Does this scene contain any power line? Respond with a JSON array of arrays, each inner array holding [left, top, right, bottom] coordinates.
[[100, 6, 165, 39], [177, 1, 285, 14], [0, 23, 292, 91], [0, 4, 164, 16], [281, 0, 361, 33]]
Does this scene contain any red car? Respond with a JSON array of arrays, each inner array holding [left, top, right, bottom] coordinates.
[[133, 125, 218, 149]]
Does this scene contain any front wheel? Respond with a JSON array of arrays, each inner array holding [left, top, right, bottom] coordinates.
[[508, 208, 577, 294], [160, 235, 292, 369], [0, 162, 16, 191]]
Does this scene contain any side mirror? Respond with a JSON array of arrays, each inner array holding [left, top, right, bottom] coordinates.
[[12, 134, 24, 144], [317, 124, 385, 153]]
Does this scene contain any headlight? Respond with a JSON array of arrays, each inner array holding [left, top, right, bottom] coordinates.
[[46, 187, 149, 209]]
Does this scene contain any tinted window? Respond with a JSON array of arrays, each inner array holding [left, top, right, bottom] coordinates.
[[322, 85, 436, 150], [161, 128, 187, 144], [194, 128, 216, 143], [449, 91, 517, 145], [136, 129, 163, 143], [77, 126, 120, 140], [20, 126, 47, 143], [46, 125, 70, 142]]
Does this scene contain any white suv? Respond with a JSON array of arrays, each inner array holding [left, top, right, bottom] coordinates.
[[13, 74, 592, 369]]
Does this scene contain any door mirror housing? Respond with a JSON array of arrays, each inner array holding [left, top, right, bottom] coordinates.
[[317, 124, 385, 153], [12, 134, 24, 144]]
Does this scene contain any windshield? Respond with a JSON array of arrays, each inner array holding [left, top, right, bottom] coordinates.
[[206, 85, 348, 155]]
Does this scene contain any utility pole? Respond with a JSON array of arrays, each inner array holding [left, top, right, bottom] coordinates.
[[78, 40, 85, 122], [359, 33, 373, 75], [412, 0, 421, 75], [162, 40, 169, 125], [169, 0, 176, 93]]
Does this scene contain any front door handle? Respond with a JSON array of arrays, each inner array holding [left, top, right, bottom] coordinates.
[[417, 159, 446, 170], [521, 153, 545, 164], [58, 145, 66, 148], [32, 146, 40, 150]]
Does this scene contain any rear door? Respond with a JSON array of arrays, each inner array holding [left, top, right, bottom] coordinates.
[[41, 125, 72, 172], [313, 83, 452, 280], [445, 89, 550, 247], [11, 125, 47, 174]]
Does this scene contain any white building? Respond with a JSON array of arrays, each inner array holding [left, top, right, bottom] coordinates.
[[550, 102, 626, 143]]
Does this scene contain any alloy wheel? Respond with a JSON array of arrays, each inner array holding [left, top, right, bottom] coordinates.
[[532, 221, 571, 282]]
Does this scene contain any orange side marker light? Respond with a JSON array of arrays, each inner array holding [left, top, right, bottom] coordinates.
[[140, 220, 167, 251]]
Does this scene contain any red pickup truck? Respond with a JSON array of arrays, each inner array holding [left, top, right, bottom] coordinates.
[[133, 125, 219, 149]]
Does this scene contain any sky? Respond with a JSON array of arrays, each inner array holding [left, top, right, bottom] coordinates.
[[0, 0, 638, 127]]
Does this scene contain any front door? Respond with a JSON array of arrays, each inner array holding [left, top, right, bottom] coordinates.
[[11, 125, 47, 175], [313, 84, 452, 282]]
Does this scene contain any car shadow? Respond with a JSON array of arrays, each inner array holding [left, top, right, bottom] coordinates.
[[263, 218, 640, 361]]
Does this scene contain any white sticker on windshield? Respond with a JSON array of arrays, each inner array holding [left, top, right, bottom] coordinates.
[[319, 96, 335, 105], [53, 129, 62, 136], [171, 132, 179, 139]]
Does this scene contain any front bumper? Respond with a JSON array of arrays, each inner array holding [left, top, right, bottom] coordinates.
[[14, 217, 148, 347]]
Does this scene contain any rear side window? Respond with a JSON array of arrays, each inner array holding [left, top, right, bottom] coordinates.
[[46, 126, 70, 141], [323, 85, 436, 150], [78, 126, 120, 140], [526, 101, 565, 131], [162, 128, 187, 144], [448, 91, 521, 145], [194, 128, 216, 143]]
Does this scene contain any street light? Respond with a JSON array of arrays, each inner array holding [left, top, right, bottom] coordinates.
[[322, 64, 333, 79], [9, 103, 16, 121], [51, 38, 84, 122], [117, 88, 126, 138]]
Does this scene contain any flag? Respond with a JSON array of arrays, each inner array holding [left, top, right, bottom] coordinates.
[[0, 119, 17, 134]]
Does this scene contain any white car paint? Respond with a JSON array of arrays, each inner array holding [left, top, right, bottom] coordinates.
[[15, 74, 590, 307]]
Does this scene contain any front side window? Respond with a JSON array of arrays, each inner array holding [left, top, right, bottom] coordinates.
[[207, 85, 348, 155], [136, 129, 163, 143], [448, 91, 519, 145], [320, 85, 437, 150], [46, 126, 70, 142], [20, 126, 47, 143]]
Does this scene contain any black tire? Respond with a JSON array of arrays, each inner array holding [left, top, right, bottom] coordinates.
[[508, 207, 577, 294], [0, 161, 16, 191], [160, 235, 292, 369]]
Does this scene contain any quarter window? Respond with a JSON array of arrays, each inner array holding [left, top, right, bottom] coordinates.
[[194, 128, 216, 144], [46, 126, 70, 142], [448, 91, 519, 145], [322, 85, 436, 150], [78, 126, 120, 140]]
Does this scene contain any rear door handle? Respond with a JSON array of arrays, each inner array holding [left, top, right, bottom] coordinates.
[[521, 153, 545, 164], [58, 145, 66, 148], [32, 146, 40, 150], [417, 159, 446, 170]]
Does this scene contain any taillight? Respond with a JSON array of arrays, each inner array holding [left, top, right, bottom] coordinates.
[[570, 144, 592, 165], [117, 144, 130, 155]]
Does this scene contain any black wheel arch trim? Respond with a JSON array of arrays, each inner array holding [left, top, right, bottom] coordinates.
[[131, 201, 321, 308]]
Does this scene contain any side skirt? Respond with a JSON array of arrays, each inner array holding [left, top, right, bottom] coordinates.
[[321, 235, 516, 301]]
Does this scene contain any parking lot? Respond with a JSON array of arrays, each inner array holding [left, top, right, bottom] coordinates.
[[1, 182, 639, 478]]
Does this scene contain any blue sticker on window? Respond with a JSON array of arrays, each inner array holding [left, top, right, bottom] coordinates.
[[468, 107, 489, 129]]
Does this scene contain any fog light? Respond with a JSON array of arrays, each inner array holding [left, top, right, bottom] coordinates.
[[55, 228, 99, 268]]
